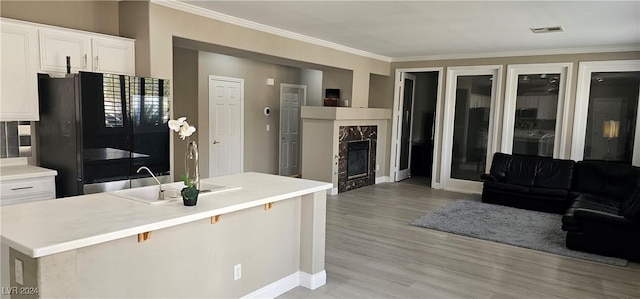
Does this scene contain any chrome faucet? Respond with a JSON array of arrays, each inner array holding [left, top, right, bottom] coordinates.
[[136, 166, 165, 200]]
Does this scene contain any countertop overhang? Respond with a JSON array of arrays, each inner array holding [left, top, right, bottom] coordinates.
[[0, 164, 58, 181], [0, 172, 331, 258]]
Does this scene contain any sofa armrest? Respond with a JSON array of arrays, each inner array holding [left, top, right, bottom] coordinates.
[[573, 208, 637, 227], [480, 174, 498, 182]]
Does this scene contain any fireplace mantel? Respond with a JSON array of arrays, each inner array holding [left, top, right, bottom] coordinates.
[[300, 106, 391, 195], [301, 107, 391, 121]]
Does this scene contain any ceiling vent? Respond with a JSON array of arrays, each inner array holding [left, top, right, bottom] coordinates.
[[530, 26, 564, 34]]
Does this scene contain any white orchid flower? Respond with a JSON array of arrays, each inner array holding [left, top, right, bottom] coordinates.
[[179, 122, 196, 140], [168, 117, 186, 132]]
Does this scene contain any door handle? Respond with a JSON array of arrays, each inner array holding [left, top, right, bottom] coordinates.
[[212, 140, 220, 144]]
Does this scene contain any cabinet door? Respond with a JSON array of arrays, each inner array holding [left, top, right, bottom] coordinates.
[[92, 36, 135, 75], [39, 29, 92, 73], [0, 20, 40, 121]]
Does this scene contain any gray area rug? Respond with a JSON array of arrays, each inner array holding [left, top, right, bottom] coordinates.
[[410, 199, 628, 266]]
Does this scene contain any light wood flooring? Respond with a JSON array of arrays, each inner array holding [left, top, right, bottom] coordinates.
[[280, 177, 640, 298]]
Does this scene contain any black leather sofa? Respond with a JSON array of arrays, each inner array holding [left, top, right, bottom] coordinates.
[[480, 152, 575, 214], [481, 153, 640, 261], [561, 160, 640, 261]]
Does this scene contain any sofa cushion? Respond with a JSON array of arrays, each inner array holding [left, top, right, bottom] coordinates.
[[562, 194, 622, 230], [484, 181, 529, 193], [503, 154, 538, 186], [534, 158, 575, 190], [572, 160, 640, 202], [573, 194, 620, 209], [528, 186, 568, 198]]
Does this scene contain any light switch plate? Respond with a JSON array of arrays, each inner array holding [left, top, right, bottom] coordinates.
[[234, 264, 241, 280], [15, 258, 23, 285]]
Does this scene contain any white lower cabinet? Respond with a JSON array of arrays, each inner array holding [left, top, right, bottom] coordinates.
[[0, 176, 56, 205]]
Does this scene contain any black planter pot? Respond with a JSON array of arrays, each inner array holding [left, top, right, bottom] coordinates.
[[181, 188, 199, 206]]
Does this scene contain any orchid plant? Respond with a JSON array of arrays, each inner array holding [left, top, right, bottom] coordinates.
[[168, 117, 196, 140], [168, 117, 199, 197]]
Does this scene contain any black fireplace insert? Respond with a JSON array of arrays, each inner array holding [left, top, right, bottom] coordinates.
[[347, 141, 370, 180]]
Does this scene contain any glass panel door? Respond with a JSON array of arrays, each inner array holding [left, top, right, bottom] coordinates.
[[511, 73, 560, 157], [571, 60, 640, 165], [441, 66, 502, 193], [396, 73, 415, 181], [502, 63, 572, 158]]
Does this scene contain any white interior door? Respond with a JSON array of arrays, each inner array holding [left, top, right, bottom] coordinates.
[[441, 66, 502, 193], [395, 73, 416, 181], [209, 76, 243, 177], [571, 60, 640, 166], [279, 84, 306, 176]]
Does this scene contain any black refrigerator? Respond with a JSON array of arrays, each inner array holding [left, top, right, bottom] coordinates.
[[37, 71, 170, 198]]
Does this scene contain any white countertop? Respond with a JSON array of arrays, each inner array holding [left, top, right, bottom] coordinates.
[[1, 172, 331, 258], [0, 164, 58, 181]]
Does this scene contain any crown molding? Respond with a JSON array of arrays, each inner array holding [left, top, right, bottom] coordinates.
[[151, 0, 392, 62], [391, 45, 640, 62]]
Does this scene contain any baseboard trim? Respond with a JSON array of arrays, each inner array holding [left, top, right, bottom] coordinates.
[[241, 271, 326, 298], [299, 270, 326, 290], [375, 176, 390, 184]]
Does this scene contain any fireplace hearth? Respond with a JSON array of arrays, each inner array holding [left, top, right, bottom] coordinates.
[[338, 126, 377, 193]]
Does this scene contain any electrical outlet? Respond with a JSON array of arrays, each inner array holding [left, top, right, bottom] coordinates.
[[376, 164, 380, 171], [15, 258, 23, 285], [234, 264, 241, 280], [266, 124, 270, 131]]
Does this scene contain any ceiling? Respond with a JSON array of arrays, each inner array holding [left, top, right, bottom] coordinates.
[[175, 1, 640, 61]]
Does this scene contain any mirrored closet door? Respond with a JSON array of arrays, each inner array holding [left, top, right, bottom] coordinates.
[[571, 60, 640, 166], [441, 66, 502, 193], [502, 63, 572, 158]]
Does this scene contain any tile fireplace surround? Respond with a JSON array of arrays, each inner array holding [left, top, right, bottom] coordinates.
[[300, 107, 391, 195], [338, 126, 377, 192]]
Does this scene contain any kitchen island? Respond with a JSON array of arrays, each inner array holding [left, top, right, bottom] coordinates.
[[1, 172, 331, 298]]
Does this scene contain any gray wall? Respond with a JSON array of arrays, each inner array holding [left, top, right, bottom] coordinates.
[[196, 52, 319, 177], [172, 47, 199, 180], [1, 0, 120, 36], [301, 69, 323, 106]]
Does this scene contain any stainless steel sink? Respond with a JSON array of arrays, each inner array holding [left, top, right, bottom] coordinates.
[[110, 182, 240, 205]]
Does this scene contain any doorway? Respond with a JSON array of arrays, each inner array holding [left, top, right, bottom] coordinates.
[[279, 83, 306, 176], [208, 75, 244, 177], [391, 69, 442, 185]]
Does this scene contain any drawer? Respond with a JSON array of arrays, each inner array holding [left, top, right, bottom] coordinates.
[[0, 176, 55, 203]]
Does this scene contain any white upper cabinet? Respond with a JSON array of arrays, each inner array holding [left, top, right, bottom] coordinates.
[[39, 29, 92, 73], [0, 19, 40, 121], [0, 17, 135, 121], [39, 28, 135, 75], [92, 36, 135, 75]]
